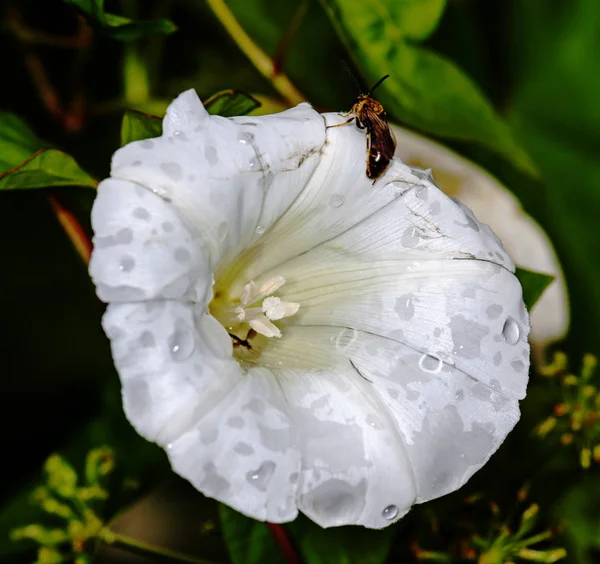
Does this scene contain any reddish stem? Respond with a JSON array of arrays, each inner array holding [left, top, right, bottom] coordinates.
[[266, 523, 302, 564], [46, 194, 92, 265]]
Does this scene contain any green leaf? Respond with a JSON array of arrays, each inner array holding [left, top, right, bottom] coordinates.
[[0, 113, 97, 190], [120, 110, 163, 146], [287, 515, 395, 564], [204, 90, 262, 117], [320, 0, 537, 177], [515, 267, 554, 311], [510, 0, 600, 351], [65, 0, 177, 41], [219, 505, 285, 564]]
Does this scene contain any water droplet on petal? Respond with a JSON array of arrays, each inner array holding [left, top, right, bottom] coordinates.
[[382, 504, 398, 520], [502, 317, 520, 345], [119, 255, 135, 272], [246, 461, 276, 492], [328, 194, 345, 208], [419, 353, 443, 374], [335, 328, 357, 350], [168, 319, 196, 361], [256, 224, 266, 234]]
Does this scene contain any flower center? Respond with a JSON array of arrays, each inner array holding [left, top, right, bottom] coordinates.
[[209, 275, 300, 364]]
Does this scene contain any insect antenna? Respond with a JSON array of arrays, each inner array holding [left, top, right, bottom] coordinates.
[[368, 74, 390, 96], [340, 59, 365, 95]]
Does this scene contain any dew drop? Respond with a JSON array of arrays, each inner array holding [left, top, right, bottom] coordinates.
[[502, 317, 520, 345], [255, 224, 266, 235], [455, 389, 465, 400], [173, 130, 188, 141], [419, 353, 443, 374], [168, 319, 196, 361], [335, 327, 357, 350], [246, 461, 276, 492], [382, 504, 398, 520], [328, 194, 345, 208], [401, 226, 420, 248], [119, 255, 135, 272]]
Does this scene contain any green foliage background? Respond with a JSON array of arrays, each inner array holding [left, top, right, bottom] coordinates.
[[1, 0, 599, 563]]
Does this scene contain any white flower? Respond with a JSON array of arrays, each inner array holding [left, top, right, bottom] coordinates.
[[391, 125, 568, 352], [89, 90, 530, 529]]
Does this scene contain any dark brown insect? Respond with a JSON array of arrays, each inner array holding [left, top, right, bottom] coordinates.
[[329, 74, 397, 184]]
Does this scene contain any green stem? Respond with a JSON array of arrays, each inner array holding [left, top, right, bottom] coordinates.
[[205, 0, 305, 106], [99, 528, 216, 564], [121, 0, 151, 105]]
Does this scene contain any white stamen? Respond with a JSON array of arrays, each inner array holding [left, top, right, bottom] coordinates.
[[257, 276, 286, 299], [249, 316, 282, 338], [240, 281, 258, 305], [234, 276, 298, 338], [262, 296, 300, 320]]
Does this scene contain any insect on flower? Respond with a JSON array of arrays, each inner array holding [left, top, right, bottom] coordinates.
[[328, 74, 397, 184]]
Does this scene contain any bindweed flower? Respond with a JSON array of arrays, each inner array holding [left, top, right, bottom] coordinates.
[[89, 90, 530, 528]]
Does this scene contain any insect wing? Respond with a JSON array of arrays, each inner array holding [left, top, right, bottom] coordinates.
[[365, 111, 397, 181]]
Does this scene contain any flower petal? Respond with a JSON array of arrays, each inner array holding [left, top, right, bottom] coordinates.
[[274, 364, 417, 528], [102, 301, 241, 444], [89, 178, 211, 303], [262, 326, 519, 506], [166, 368, 301, 523], [109, 90, 326, 269], [254, 178, 529, 399]]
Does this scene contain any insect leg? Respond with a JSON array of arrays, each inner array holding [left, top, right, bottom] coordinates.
[[326, 117, 355, 129]]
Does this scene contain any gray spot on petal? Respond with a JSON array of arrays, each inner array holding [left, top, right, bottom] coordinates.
[[201, 428, 219, 445], [162, 221, 175, 233], [493, 351, 502, 366], [244, 398, 266, 414], [140, 140, 154, 149], [486, 304, 504, 319], [174, 247, 191, 264], [132, 207, 151, 221], [429, 201, 441, 215], [160, 162, 183, 181], [205, 146, 218, 165], [124, 379, 151, 420], [227, 416, 244, 428], [233, 442, 254, 456], [131, 160, 142, 167], [139, 331, 156, 348], [258, 423, 292, 452], [511, 359, 526, 373], [449, 315, 490, 359], [200, 463, 230, 496], [95, 228, 133, 248]]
